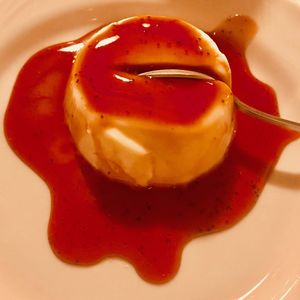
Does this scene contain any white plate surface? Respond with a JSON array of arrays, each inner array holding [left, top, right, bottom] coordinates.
[[0, 0, 300, 299]]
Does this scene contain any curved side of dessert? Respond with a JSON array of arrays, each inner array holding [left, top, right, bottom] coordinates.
[[65, 80, 234, 186]]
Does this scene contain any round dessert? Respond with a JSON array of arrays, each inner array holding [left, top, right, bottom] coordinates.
[[64, 16, 235, 187]]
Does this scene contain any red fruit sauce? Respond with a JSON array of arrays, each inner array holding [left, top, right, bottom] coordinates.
[[79, 16, 223, 124], [4, 15, 298, 283]]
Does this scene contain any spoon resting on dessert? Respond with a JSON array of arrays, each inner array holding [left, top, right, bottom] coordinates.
[[139, 69, 300, 133]]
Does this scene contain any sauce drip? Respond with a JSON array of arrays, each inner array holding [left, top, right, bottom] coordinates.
[[4, 15, 298, 283]]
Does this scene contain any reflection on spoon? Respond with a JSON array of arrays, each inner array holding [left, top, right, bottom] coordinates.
[[139, 69, 300, 133]]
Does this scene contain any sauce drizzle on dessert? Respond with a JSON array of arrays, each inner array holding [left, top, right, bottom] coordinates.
[[4, 15, 298, 283], [77, 16, 229, 124]]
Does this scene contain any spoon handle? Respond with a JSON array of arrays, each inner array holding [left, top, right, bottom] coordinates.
[[139, 69, 300, 133], [234, 97, 300, 132]]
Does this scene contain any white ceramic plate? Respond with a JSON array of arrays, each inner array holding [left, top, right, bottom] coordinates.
[[1, 0, 300, 299]]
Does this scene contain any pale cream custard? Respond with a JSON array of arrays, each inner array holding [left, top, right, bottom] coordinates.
[[64, 16, 234, 186]]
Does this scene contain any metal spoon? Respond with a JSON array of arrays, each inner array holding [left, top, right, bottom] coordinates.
[[139, 69, 300, 132]]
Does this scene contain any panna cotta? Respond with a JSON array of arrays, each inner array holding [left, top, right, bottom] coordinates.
[[64, 16, 234, 186]]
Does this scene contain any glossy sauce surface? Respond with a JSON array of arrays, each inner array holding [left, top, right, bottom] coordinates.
[[4, 16, 298, 283], [78, 17, 224, 124]]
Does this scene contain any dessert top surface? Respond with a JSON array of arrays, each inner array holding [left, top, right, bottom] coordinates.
[[75, 16, 231, 125]]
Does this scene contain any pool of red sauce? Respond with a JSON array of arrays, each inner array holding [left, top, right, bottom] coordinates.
[[4, 16, 298, 283]]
